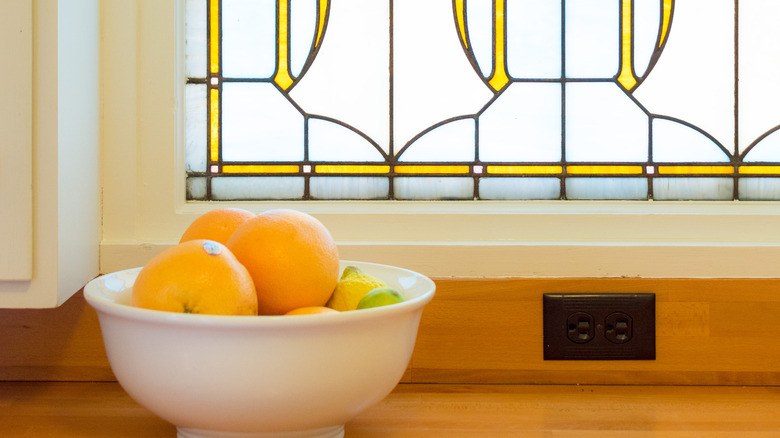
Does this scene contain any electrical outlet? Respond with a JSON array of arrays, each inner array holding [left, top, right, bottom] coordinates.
[[543, 293, 655, 360]]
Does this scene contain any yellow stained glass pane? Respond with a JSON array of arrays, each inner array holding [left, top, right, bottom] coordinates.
[[209, 88, 219, 162], [274, 0, 294, 90], [617, 0, 637, 90], [315, 165, 390, 174], [738, 166, 780, 175], [567, 165, 644, 175], [209, 0, 219, 73], [660, 0, 673, 48], [455, 0, 467, 49], [395, 165, 470, 174], [658, 165, 734, 175], [316, 0, 328, 46], [222, 165, 300, 174], [488, 0, 509, 91], [487, 165, 563, 174]]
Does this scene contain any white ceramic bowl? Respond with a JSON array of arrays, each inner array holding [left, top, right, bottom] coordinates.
[[84, 261, 435, 438]]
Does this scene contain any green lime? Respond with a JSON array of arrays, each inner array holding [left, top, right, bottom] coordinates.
[[356, 286, 404, 309]]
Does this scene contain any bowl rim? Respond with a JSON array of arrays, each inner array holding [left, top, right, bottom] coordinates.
[[84, 260, 436, 328]]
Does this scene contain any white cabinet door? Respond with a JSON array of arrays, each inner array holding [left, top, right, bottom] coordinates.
[[0, 0, 100, 308], [0, 1, 33, 280]]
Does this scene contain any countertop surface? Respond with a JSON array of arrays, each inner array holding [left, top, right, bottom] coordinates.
[[2, 382, 780, 437]]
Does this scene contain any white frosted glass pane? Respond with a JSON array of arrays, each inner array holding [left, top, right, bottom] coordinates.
[[465, 0, 493, 78], [738, 0, 780, 154], [289, 0, 390, 153], [739, 178, 780, 200], [743, 129, 780, 162], [633, 0, 662, 78], [480, 82, 562, 162], [310, 177, 389, 199], [185, 0, 207, 78], [290, 0, 317, 77], [185, 84, 207, 172], [565, 82, 648, 162], [222, 83, 304, 161], [566, 178, 647, 200], [652, 118, 730, 162], [632, 1, 735, 153], [394, 177, 473, 200], [565, 0, 618, 78], [392, 0, 493, 152], [506, 0, 561, 78], [186, 177, 207, 200], [653, 178, 733, 200], [479, 177, 560, 200], [211, 177, 304, 199], [222, 0, 276, 78], [399, 119, 475, 162], [308, 118, 385, 162]]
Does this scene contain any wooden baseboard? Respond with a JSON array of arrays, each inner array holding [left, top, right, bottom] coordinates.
[[407, 277, 780, 385], [2, 277, 780, 385]]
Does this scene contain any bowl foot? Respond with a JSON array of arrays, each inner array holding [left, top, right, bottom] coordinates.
[[177, 425, 344, 438]]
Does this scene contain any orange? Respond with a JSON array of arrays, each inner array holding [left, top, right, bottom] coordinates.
[[131, 239, 258, 316], [284, 306, 339, 316], [179, 208, 256, 245], [226, 209, 340, 315]]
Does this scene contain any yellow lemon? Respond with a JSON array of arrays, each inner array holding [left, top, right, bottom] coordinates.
[[325, 266, 387, 311]]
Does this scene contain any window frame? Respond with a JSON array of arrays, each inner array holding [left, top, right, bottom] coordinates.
[[99, 0, 780, 278]]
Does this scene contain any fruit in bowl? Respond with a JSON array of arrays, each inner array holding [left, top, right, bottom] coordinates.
[[138, 208, 342, 316], [225, 208, 340, 315], [131, 239, 258, 316], [85, 260, 435, 438], [357, 286, 405, 309], [84, 209, 435, 438], [326, 265, 389, 311], [129, 208, 411, 317]]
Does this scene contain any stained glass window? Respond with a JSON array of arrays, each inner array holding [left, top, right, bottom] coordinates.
[[184, 0, 780, 201]]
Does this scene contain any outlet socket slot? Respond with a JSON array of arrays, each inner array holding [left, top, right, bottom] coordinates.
[[567, 312, 595, 343], [605, 312, 632, 344]]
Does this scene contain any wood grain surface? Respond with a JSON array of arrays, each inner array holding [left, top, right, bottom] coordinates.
[[411, 277, 780, 385], [1, 382, 779, 437], [2, 277, 780, 385]]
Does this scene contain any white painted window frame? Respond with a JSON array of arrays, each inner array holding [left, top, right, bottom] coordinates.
[[100, 0, 780, 279]]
